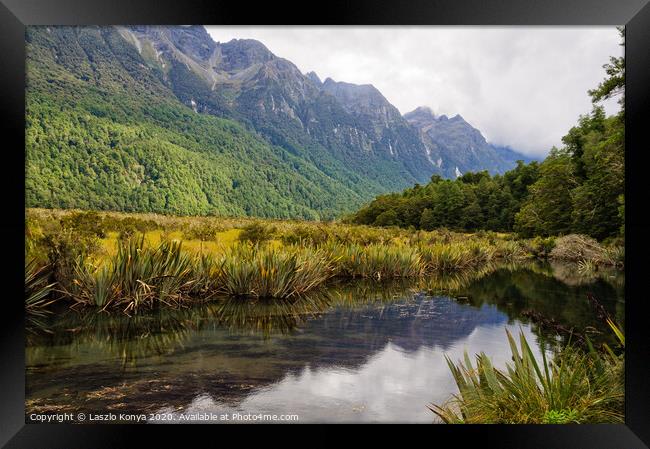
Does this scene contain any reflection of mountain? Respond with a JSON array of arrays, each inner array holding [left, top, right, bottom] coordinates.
[[283, 295, 506, 361]]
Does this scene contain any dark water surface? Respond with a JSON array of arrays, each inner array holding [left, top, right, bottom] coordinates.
[[26, 263, 624, 423]]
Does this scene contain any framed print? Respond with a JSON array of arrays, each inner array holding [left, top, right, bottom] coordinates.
[[1, 0, 649, 446]]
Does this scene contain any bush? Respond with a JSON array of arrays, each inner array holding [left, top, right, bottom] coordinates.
[[43, 228, 101, 290], [238, 222, 276, 244], [184, 223, 220, 242], [60, 211, 107, 238], [101, 216, 159, 239], [528, 236, 556, 258], [280, 225, 330, 246]]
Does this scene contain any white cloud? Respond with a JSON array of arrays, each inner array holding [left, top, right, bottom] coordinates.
[[205, 26, 622, 158]]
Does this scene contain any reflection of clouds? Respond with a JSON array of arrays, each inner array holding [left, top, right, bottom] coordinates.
[[163, 322, 541, 423]]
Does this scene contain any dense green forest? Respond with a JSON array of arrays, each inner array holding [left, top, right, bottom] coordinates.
[[348, 30, 625, 242]]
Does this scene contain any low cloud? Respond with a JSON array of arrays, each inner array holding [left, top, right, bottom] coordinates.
[[206, 26, 622, 158]]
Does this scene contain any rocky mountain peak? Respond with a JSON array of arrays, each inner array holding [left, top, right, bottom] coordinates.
[[404, 106, 435, 120], [321, 78, 396, 118], [306, 71, 322, 86], [168, 26, 216, 59], [218, 38, 276, 71]]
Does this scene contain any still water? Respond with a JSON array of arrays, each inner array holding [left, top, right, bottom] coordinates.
[[26, 262, 624, 423]]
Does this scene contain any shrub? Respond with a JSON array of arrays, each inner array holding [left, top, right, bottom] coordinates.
[[184, 223, 220, 242], [60, 211, 107, 238], [43, 228, 101, 290], [528, 236, 556, 258], [238, 222, 276, 244], [281, 225, 330, 246]]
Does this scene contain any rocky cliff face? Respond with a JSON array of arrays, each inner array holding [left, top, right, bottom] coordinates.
[[404, 106, 533, 177], [120, 26, 444, 187], [118, 26, 533, 186]]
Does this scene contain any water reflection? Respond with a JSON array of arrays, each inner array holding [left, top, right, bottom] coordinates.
[[158, 321, 539, 423], [26, 262, 624, 423]]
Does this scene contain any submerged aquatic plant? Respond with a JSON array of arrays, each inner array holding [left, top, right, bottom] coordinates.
[[429, 329, 624, 424]]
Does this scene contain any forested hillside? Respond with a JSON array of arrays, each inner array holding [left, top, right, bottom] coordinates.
[[25, 27, 380, 219]]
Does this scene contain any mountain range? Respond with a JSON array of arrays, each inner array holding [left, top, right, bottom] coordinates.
[[25, 25, 535, 219]]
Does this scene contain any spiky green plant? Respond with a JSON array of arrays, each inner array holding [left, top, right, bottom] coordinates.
[[419, 242, 492, 272], [430, 329, 624, 424], [326, 243, 422, 279], [71, 237, 195, 311], [215, 243, 332, 298], [189, 253, 221, 299], [492, 240, 527, 261], [577, 258, 596, 274], [25, 259, 56, 314], [72, 261, 115, 308]]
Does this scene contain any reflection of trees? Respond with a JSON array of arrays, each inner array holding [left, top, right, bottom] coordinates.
[[326, 278, 420, 306], [454, 263, 624, 347], [27, 308, 196, 369], [204, 292, 333, 336]]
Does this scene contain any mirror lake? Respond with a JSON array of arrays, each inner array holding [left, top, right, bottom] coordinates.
[[26, 262, 624, 423]]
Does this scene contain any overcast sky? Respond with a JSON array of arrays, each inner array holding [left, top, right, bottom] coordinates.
[[205, 26, 622, 158]]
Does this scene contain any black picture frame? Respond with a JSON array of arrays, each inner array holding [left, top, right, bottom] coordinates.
[[1, 0, 649, 446]]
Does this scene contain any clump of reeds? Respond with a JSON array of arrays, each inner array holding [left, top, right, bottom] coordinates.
[[492, 240, 527, 261], [419, 242, 493, 272], [25, 259, 57, 314], [214, 243, 333, 298], [429, 328, 624, 424], [70, 237, 195, 312], [325, 242, 423, 279]]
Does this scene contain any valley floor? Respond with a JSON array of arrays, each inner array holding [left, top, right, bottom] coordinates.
[[25, 207, 623, 314]]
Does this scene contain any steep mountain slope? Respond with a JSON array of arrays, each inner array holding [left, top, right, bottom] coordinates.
[[118, 27, 532, 183], [25, 26, 371, 219], [123, 26, 436, 189], [404, 106, 533, 178], [26, 25, 533, 220], [320, 78, 435, 181]]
